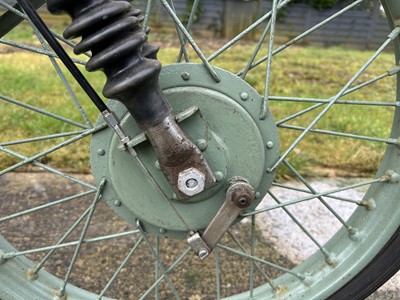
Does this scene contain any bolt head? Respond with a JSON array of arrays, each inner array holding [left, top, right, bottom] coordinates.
[[196, 139, 208, 151], [240, 92, 249, 101], [178, 168, 206, 196]]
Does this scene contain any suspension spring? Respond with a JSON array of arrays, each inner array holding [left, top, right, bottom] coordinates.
[[47, 0, 171, 129]]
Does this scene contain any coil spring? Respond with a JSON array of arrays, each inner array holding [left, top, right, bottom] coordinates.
[[47, 0, 171, 129]]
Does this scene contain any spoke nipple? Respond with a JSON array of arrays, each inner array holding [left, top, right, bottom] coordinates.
[[266, 141, 274, 149], [181, 72, 190, 81], [240, 92, 249, 101], [53, 289, 67, 300], [97, 148, 106, 156], [348, 227, 362, 241], [113, 199, 122, 207], [27, 268, 38, 281], [325, 253, 338, 266], [196, 139, 208, 151], [385, 170, 400, 183], [361, 198, 376, 210], [301, 273, 313, 286]]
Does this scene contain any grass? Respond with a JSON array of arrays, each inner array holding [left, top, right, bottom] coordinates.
[[0, 21, 397, 176]]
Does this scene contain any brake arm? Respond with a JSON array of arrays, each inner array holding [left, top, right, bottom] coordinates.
[[188, 178, 255, 259]]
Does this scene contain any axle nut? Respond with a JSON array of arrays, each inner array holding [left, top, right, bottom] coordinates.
[[178, 167, 206, 196]]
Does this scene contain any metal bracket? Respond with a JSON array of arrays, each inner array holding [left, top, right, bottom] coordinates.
[[188, 178, 255, 259]]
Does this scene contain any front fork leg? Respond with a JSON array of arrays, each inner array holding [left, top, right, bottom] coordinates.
[[46, 0, 215, 198]]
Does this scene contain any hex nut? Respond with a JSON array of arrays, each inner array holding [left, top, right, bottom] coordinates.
[[178, 167, 206, 196]]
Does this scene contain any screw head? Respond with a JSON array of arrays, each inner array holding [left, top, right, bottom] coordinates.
[[181, 72, 190, 81]]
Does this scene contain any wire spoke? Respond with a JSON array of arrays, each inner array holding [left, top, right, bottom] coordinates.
[[268, 191, 331, 259], [0, 38, 87, 65], [242, 177, 383, 217], [275, 65, 399, 126], [270, 27, 400, 171], [237, 0, 366, 76], [159, 0, 220, 82], [31, 205, 92, 274], [29, 22, 93, 128], [227, 230, 277, 290], [0, 190, 95, 223], [217, 243, 304, 279], [0, 146, 97, 190], [0, 124, 105, 176], [278, 124, 399, 145], [1, 230, 140, 260], [98, 236, 144, 299], [0, 94, 88, 129], [270, 96, 398, 107], [137, 220, 181, 299], [139, 247, 191, 300], [207, 0, 293, 62], [166, 0, 190, 63], [59, 178, 106, 297], [0, 131, 85, 146], [260, 0, 278, 119], [240, 12, 273, 80], [271, 182, 363, 205], [177, 0, 200, 63]]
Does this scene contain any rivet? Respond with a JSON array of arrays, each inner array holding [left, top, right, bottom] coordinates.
[[196, 139, 208, 151], [159, 228, 167, 234], [172, 193, 178, 200], [97, 148, 106, 156], [113, 200, 122, 207], [214, 171, 224, 182], [255, 192, 261, 199], [266, 141, 274, 149], [155, 160, 161, 170], [181, 72, 190, 81], [240, 92, 249, 101]]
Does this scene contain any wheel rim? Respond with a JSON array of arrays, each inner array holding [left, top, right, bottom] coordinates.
[[0, 0, 400, 299]]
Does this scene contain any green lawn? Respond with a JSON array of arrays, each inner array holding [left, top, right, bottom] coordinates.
[[0, 23, 396, 176]]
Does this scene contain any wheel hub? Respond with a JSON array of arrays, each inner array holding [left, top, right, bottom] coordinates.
[[90, 64, 279, 238]]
